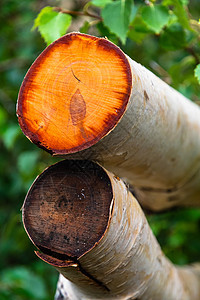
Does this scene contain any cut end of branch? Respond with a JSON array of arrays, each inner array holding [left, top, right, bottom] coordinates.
[[17, 32, 132, 154], [22, 160, 113, 264]]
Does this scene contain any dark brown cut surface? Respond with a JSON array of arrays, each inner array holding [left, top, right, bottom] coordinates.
[[23, 160, 113, 259]]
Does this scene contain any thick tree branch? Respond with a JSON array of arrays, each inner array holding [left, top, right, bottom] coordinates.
[[22, 160, 200, 300], [17, 33, 200, 211]]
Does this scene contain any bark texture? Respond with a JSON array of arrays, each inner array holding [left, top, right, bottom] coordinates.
[[17, 33, 200, 211], [22, 160, 200, 300], [69, 55, 200, 211]]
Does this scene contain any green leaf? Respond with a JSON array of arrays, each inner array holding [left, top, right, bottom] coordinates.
[[102, 0, 132, 44], [33, 6, 72, 45], [141, 4, 170, 34], [173, 0, 191, 30], [194, 64, 200, 84], [163, 0, 191, 30], [130, 5, 138, 23], [91, 0, 112, 7], [160, 23, 187, 50], [96, 22, 119, 44]]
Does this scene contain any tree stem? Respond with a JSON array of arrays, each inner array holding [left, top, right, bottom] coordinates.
[[54, 7, 102, 21], [17, 32, 200, 211], [22, 160, 200, 300]]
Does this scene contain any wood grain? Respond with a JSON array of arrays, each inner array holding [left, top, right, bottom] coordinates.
[[23, 160, 113, 260]]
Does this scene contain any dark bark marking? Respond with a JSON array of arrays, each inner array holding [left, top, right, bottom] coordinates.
[[144, 90, 149, 102], [77, 261, 110, 292]]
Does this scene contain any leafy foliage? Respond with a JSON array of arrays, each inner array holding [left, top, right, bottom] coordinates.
[[102, 0, 132, 44], [141, 4, 170, 34], [0, 0, 59, 298], [31, 0, 200, 95], [1, 0, 200, 299], [33, 6, 72, 45]]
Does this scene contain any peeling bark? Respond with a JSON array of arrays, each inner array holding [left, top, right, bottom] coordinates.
[[22, 160, 200, 300]]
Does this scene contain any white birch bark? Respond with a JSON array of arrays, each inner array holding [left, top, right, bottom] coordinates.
[[68, 53, 200, 211], [17, 32, 200, 211], [52, 168, 200, 300]]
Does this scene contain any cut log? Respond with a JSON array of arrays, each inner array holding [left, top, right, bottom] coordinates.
[[17, 32, 200, 210], [22, 160, 200, 300]]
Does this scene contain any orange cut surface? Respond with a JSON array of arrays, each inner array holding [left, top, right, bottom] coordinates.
[[17, 33, 132, 154]]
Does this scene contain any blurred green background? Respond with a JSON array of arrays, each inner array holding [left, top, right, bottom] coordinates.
[[1, 1, 59, 299], [0, 0, 200, 299]]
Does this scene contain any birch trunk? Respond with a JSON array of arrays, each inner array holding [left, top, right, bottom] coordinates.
[[17, 33, 200, 211], [22, 160, 200, 300]]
